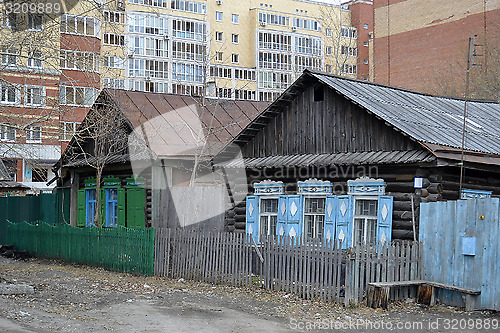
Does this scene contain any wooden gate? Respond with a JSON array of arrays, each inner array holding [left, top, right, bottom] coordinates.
[[420, 198, 500, 310]]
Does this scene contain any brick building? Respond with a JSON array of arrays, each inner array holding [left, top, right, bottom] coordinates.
[[343, 0, 373, 81], [373, 0, 500, 96]]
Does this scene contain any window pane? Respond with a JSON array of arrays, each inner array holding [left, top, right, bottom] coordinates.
[[261, 198, 278, 213], [304, 198, 325, 213], [355, 199, 378, 216]]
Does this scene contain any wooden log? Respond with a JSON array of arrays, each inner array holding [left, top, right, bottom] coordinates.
[[388, 192, 414, 201], [428, 174, 443, 183], [426, 183, 442, 194], [393, 210, 412, 220], [226, 210, 236, 218], [418, 285, 433, 305], [393, 200, 413, 211], [415, 169, 430, 178], [392, 220, 415, 230], [392, 229, 414, 240], [441, 190, 460, 200], [366, 286, 390, 309], [234, 206, 247, 215], [225, 218, 235, 226], [386, 182, 418, 192], [225, 225, 235, 232], [415, 188, 429, 197], [234, 222, 246, 230], [234, 214, 246, 222]]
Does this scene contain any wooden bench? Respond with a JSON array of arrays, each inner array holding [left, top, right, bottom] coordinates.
[[366, 280, 481, 311]]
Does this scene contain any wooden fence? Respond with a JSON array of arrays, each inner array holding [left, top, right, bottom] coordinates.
[[155, 229, 422, 305]]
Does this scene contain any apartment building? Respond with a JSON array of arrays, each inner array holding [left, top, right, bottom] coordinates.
[[0, 0, 359, 191]]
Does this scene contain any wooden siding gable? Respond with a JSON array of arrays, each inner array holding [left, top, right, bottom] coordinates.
[[241, 84, 420, 158]]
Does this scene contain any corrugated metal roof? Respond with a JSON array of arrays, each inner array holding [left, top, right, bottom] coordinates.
[[217, 150, 435, 168], [312, 73, 500, 155]]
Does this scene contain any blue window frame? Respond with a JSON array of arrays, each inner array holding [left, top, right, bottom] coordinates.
[[105, 188, 118, 227], [85, 189, 96, 226]]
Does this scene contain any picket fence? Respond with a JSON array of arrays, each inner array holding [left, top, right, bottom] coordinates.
[[155, 229, 422, 305], [6, 222, 155, 275]]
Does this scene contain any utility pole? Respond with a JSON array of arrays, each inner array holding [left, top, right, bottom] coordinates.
[[459, 36, 475, 194]]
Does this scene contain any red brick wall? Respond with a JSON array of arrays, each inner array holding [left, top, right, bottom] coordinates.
[[373, 1, 500, 95], [349, 1, 373, 80]]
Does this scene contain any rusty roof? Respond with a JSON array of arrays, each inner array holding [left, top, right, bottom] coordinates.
[[102, 90, 268, 159]]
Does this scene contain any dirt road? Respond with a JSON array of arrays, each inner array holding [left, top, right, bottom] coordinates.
[[0, 256, 498, 332]]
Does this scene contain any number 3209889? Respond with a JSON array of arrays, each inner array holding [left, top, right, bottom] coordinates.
[[5, 1, 61, 14]]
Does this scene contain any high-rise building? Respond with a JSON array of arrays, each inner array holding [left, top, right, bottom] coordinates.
[[0, 0, 360, 191]]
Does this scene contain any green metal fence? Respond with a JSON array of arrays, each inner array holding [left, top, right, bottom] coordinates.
[[5, 222, 155, 276]]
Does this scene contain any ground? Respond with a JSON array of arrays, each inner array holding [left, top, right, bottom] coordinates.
[[0, 256, 498, 332]]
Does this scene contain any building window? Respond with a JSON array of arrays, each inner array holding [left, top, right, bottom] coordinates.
[[215, 51, 223, 62], [292, 17, 321, 31], [172, 19, 206, 41], [60, 14, 100, 37], [231, 33, 239, 43], [105, 188, 118, 227], [353, 199, 378, 245], [258, 12, 289, 26], [129, 0, 169, 8], [103, 56, 125, 69], [1, 48, 18, 65], [304, 197, 325, 239], [85, 189, 97, 226], [60, 50, 99, 72], [364, 59, 368, 64], [259, 198, 278, 241], [232, 14, 239, 24], [341, 64, 357, 75], [172, 41, 205, 61], [215, 31, 223, 41], [24, 86, 45, 107], [172, 62, 204, 82], [325, 64, 332, 74], [341, 26, 357, 38], [0, 124, 16, 142], [104, 33, 125, 46], [28, 14, 43, 31], [231, 53, 239, 63], [364, 24, 368, 29], [215, 11, 223, 22], [60, 121, 79, 141], [3, 13, 17, 30], [60, 86, 99, 106], [102, 78, 125, 89], [103, 10, 125, 24], [26, 125, 42, 143], [326, 46, 332, 55], [0, 83, 20, 105], [130, 36, 169, 57], [341, 45, 357, 57], [27, 51, 43, 68], [171, 0, 206, 14], [128, 13, 168, 35], [326, 28, 332, 37]]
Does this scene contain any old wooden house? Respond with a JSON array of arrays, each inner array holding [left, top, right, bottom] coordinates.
[[53, 89, 268, 230], [216, 69, 500, 244]]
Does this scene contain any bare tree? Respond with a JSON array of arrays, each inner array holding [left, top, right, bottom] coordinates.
[[64, 95, 128, 226]]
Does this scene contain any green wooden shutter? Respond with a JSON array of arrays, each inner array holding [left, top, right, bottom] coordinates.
[[126, 187, 145, 229], [77, 189, 85, 227], [117, 187, 126, 227]]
